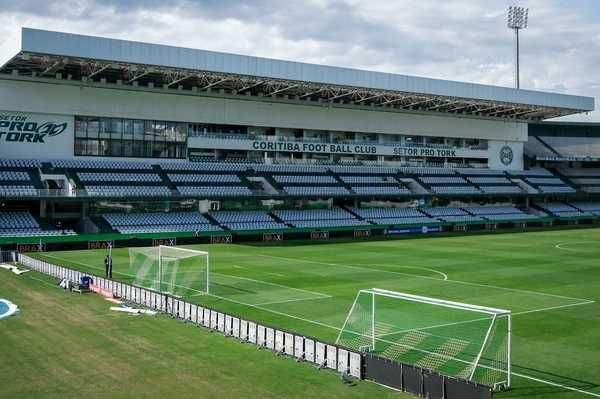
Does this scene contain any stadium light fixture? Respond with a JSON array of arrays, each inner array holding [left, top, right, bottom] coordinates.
[[507, 6, 529, 89]]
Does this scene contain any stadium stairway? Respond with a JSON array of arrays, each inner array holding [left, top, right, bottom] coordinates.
[[529, 203, 556, 217], [267, 212, 294, 227], [534, 136, 562, 157], [399, 177, 428, 195], [405, 174, 435, 194], [80, 217, 102, 233], [89, 216, 115, 233], [331, 173, 354, 193], [548, 168, 579, 191], [510, 177, 539, 194], [153, 165, 177, 190], [239, 174, 272, 195], [339, 205, 367, 221], [28, 168, 46, 190], [202, 213, 230, 230]]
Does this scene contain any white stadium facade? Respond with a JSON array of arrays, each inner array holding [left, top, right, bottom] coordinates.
[[0, 27, 599, 242]]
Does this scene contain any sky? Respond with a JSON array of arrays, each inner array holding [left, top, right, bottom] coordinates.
[[0, 0, 598, 121]]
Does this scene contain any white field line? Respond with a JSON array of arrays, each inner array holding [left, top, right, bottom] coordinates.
[[263, 272, 286, 278], [205, 292, 342, 331], [24, 273, 63, 289], [514, 300, 595, 316], [258, 254, 449, 281], [32, 253, 600, 397], [555, 241, 598, 252], [512, 372, 600, 398], [212, 272, 330, 298], [257, 254, 594, 303], [371, 264, 448, 280], [233, 264, 285, 278], [187, 293, 207, 298], [253, 296, 333, 307]]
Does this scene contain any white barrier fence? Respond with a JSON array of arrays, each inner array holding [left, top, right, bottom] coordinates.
[[18, 254, 362, 379]]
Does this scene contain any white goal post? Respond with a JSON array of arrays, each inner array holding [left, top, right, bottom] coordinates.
[[336, 288, 512, 389], [129, 245, 210, 296], [158, 245, 210, 294]]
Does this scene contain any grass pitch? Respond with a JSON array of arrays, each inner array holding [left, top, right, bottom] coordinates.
[[28, 227, 600, 398]]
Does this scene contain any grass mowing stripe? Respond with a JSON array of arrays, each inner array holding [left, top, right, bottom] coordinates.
[[257, 253, 594, 303]]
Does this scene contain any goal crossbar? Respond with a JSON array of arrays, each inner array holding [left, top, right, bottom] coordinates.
[[365, 288, 511, 316], [159, 245, 208, 255]]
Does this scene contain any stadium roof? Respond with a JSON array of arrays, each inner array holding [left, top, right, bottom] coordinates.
[[0, 28, 594, 121]]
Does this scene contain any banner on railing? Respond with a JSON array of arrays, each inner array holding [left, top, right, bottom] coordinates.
[[210, 235, 233, 244], [310, 231, 329, 240], [152, 238, 176, 247], [263, 233, 283, 242]]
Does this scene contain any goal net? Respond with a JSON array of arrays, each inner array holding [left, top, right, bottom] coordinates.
[[128, 245, 209, 297], [336, 288, 511, 389]]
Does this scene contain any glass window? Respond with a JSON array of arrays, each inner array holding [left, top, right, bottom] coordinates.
[[110, 140, 122, 157], [426, 136, 445, 145], [132, 140, 143, 157], [153, 121, 166, 141], [110, 119, 123, 139], [175, 123, 187, 142], [153, 141, 166, 158], [145, 120, 154, 140], [75, 117, 87, 138], [86, 139, 99, 156], [405, 136, 423, 145], [75, 116, 188, 159], [133, 120, 144, 140], [447, 138, 460, 147], [123, 119, 133, 140], [122, 140, 133, 157], [98, 139, 110, 157], [74, 138, 85, 155], [87, 118, 100, 139], [144, 141, 153, 158], [99, 118, 110, 139]]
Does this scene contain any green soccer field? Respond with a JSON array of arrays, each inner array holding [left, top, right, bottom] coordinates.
[[29, 227, 600, 398]]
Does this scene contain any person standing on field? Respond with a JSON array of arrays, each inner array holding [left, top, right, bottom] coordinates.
[[104, 255, 110, 278]]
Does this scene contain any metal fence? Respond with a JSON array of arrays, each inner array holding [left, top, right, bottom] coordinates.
[[17, 254, 361, 377], [17, 253, 493, 399]]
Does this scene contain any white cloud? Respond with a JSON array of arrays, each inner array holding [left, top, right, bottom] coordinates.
[[0, 0, 597, 120]]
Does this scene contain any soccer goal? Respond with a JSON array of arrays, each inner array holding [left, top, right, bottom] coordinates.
[[336, 288, 511, 389], [128, 245, 209, 297]]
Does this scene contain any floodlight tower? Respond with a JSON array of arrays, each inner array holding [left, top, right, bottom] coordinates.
[[507, 6, 529, 89]]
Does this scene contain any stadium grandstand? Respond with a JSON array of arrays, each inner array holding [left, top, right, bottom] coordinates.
[[0, 27, 597, 244], [3, 24, 600, 399]]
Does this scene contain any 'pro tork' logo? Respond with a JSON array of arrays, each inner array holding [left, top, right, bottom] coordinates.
[[0, 114, 68, 143], [499, 145, 514, 166]]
